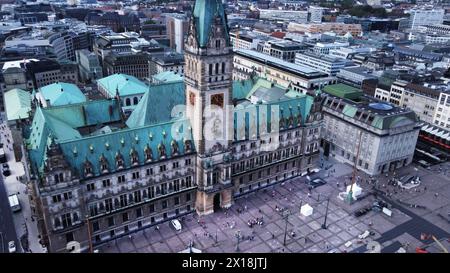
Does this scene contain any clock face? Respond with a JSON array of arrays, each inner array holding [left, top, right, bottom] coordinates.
[[189, 92, 196, 106], [211, 93, 224, 108]]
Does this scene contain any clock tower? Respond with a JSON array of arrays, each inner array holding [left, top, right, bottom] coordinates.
[[185, 0, 234, 215]]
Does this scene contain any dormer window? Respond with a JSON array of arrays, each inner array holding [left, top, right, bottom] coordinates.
[[116, 152, 124, 170], [279, 117, 286, 129], [84, 159, 93, 177], [144, 145, 153, 163], [288, 116, 294, 128], [158, 143, 166, 159], [171, 140, 179, 156], [130, 149, 139, 166], [184, 140, 192, 153], [99, 154, 109, 174]]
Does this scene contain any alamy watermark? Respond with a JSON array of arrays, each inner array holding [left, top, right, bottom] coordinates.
[[171, 103, 281, 152]]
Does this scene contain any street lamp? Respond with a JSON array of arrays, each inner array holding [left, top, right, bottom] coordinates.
[[189, 240, 193, 253], [321, 197, 330, 229], [282, 209, 291, 246], [235, 230, 241, 252]]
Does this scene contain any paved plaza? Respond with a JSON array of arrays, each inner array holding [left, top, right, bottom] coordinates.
[[99, 159, 450, 253]]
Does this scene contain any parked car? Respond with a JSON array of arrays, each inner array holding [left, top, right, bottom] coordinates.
[[372, 200, 389, 212], [8, 241, 16, 253], [354, 206, 371, 217], [171, 219, 182, 231], [2, 164, 11, 176], [306, 178, 327, 188]]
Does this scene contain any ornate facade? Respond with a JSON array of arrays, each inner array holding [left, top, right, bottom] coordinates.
[[23, 0, 323, 253]]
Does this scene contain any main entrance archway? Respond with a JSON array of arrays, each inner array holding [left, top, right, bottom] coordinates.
[[213, 193, 221, 212]]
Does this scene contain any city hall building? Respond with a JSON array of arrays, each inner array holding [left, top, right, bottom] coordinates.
[[22, 0, 323, 253]]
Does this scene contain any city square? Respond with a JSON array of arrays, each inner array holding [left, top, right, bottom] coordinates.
[[99, 160, 450, 253]]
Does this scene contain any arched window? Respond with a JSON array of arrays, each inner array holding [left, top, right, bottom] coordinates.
[[216, 39, 221, 49], [125, 98, 131, 106], [54, 174, 60, 183], [222, 62, 225, 74], [133, 97, 139, 105], [59, 173, 63, 183]]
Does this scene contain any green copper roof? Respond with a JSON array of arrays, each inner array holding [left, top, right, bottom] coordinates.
[[4, 88, 32, 121], [342, 104, 358, 118], [58, 119, 194, 178], [27, 107, 82, 171], [39, 82, 87, 106], [152, 71, 183, 83], [193, 0, 230, 47], [126, 81, 186, 128], [371, 115, 416, 130], [28, 107, 82, 148], [322, 84, 363, 101], [98, 74, 148, 97], [232, 79, 256, 100], [234, 79, 314, 141], [42, 99, 122, 128]]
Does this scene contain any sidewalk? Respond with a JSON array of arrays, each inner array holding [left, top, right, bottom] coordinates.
[[0, 123, 43, 253]]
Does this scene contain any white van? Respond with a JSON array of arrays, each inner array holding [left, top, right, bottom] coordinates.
[[8, 194, 21, 212], [171, 219, 182, 231], [358, 230, 370, 239]]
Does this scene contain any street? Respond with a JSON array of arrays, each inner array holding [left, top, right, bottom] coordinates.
[[0, 173, 20, 253], [0, 122, 43, 253]]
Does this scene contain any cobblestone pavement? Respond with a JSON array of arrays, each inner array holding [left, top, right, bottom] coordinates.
[[99, 159, 450, 253]]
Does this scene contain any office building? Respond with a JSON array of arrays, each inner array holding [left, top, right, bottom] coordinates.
[[322, 84, 420, 175]]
